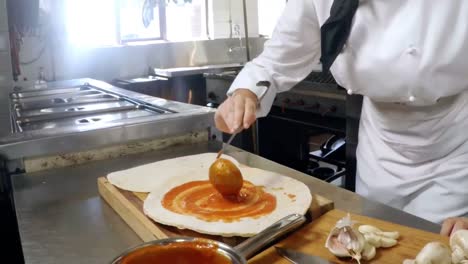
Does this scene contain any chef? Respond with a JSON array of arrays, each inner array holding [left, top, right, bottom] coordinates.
[[214, 0, 468, 236]]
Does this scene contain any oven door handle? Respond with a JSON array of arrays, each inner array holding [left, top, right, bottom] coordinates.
[[0, 156, 25, 263], [321, 135, 345, 157], [0, 156, 9, 194], [324, 168, 346, 183]]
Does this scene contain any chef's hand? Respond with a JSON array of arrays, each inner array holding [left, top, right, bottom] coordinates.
[[440, 217, 468, 236], [214, 89, 258, 133]]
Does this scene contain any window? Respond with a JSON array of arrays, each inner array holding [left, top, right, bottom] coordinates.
[[66, 0, 118, 47], [166, 0, 206, 41], [257, 0, 286, 37], [65, 0, 207, 47], [119, 0, 164, 42]]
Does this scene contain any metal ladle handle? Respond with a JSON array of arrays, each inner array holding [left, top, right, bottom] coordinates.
[[234, 214, 307, 260]]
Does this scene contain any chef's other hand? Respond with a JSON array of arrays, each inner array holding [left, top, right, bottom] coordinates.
[[215, 89, 258, 133], [440, 217, 468, 236]]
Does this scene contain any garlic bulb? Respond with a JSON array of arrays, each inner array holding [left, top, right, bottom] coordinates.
[[325, 214, 366, 263], [450, 229, 468, 263], [403, 242, 451, 264]]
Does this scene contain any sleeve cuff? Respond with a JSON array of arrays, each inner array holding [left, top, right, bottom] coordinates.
[[226, 64, 277, 118]]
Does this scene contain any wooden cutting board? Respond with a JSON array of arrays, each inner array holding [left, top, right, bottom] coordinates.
[[98, 177, 334, 247], [249, 209, 448, 264]]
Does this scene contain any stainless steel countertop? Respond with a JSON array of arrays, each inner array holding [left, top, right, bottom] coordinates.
[[13, 141, 441, 264], [153, 63, 243, 77], [1, 79, 216, 160]]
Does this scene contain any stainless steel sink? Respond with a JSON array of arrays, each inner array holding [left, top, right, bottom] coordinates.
[[17, 101, 135, 118], [19, 109, 156, 131], [16, 102, 138, 124], [10, 80, 177, 132], [15, 90, 103, 101], [11, 86, 93, 98], [12, 93, 119, 111]]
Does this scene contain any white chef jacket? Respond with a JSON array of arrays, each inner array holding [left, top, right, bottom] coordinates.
[[228, 0, 468, 224]]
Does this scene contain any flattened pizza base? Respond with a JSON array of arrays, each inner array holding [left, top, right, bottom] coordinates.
[[143, 167, 312, 237]]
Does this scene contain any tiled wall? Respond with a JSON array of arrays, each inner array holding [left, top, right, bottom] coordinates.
[[0, 0, 12, 136], [209, 0, 258, 39]]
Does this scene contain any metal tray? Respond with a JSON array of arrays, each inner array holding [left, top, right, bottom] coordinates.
[[12, 93, 120, 111], [11, 86, 94, 98], [18, 109, 157, 132]]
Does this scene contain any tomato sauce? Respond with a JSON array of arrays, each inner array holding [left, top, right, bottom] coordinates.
[[162, 180, 276, 222], [120, 241, 231, 264]]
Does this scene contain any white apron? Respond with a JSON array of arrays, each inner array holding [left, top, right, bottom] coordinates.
[[356, 94, 468, 224]]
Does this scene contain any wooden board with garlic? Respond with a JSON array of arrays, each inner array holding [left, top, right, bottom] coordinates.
[[403, 229, 468, 264], [325, 214, 400, 263]]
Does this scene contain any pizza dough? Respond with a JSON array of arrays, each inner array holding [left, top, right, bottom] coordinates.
[[144, 166, 312, 237], [107, 153, 239, 192], [107, 152, 312, 237]]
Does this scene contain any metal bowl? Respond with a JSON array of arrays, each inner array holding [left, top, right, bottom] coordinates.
[[110, 237, 245, 264], [110, 214, 307, 264]]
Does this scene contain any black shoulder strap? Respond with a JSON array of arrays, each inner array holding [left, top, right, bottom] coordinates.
[[320, 0, 359, 73]]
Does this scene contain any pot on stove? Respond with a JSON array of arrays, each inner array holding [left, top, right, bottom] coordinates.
[[311, 167, 336, 180]]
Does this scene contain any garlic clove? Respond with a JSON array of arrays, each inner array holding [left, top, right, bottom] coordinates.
[[363, 233, 382, 248], [379, 231, 400, 240], [403, 259, 416, 264], [362, 242, 376, 260], [358, 225, 400, 239], [380, 237, 398, 248], [359, 225, 382, 234], [453, 245, 466, 264], [413, 242, 452, 264], [450, 230, 468, 263]]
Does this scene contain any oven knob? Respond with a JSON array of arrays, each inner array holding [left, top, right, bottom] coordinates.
[[306, 103, 320, 110], [206, 102, 220, 108], [321, 106, 338, 116], [281, 98, 291, 113]]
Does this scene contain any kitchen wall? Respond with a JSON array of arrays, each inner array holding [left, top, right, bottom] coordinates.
[[15, 0, 266, 88], [209, 0, 258, 39], [0, 0, 12, 136], [17, 37, 266, 87]]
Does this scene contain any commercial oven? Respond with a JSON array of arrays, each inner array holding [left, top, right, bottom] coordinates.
[[205, 70, 359, 191]]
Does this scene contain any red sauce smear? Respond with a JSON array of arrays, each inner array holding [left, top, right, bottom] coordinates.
[[162, 180, 276, 222], [120, 241, 231, 264]]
